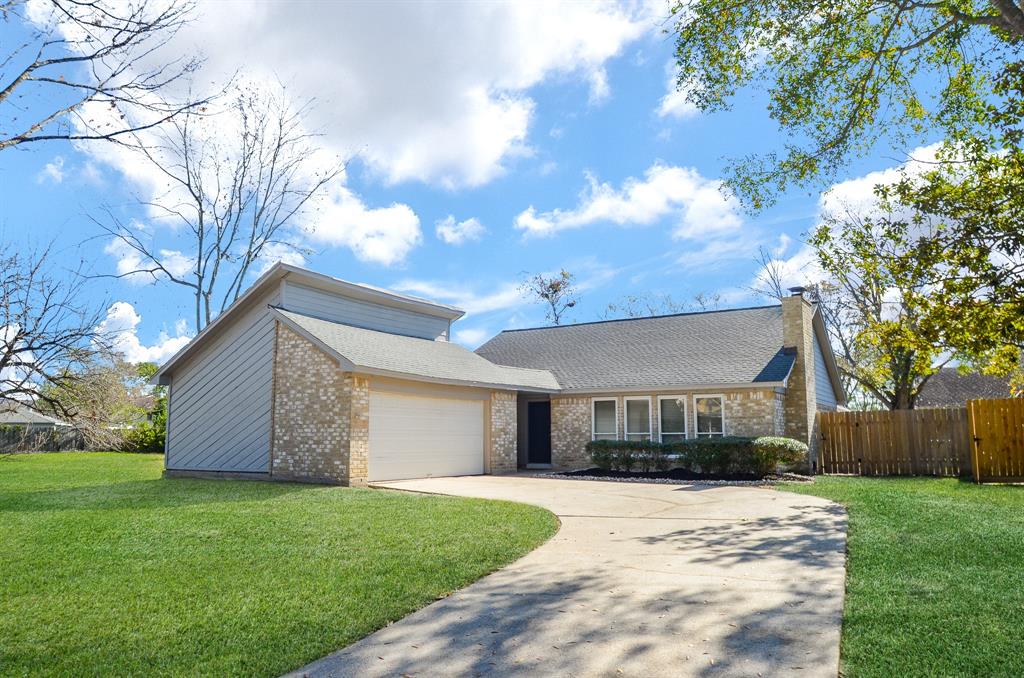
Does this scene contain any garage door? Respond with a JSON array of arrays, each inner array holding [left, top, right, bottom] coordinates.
[[368, 391, 485, 482]]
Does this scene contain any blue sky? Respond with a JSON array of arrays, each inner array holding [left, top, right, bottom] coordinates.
[[0, 0, 932, 362]]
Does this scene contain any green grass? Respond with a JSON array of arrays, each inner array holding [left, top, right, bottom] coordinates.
[[0, 453, 557, 677], [783, 477, 1024, 677]]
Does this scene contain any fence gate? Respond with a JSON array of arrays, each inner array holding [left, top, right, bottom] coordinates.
[[968, 398, 1024, 483]]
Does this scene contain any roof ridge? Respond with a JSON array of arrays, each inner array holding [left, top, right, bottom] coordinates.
[[492, 304, 782, 334]]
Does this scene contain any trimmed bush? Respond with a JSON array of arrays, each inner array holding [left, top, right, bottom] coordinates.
[[585, 436, 808, 477]]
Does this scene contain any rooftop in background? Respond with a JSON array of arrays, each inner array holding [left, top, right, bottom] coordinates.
[[0, 403, 71, 427], [917, 368, 1014, 408], [475, 305, 797, 392]]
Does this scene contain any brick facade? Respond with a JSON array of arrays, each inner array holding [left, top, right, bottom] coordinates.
[[346, 374, 370, 487], [781, 294, 818, 451], [550, 396, 591, 468], [271, 323, 351, 484], [489, 391, 518, 474]]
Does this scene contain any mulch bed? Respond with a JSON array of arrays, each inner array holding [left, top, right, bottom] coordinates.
[[545, 467, 814, 486]]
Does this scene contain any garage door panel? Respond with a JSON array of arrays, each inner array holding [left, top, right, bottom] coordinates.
[[368, 392, 484, 482]]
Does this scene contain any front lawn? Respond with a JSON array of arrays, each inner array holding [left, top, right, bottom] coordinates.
[[0, 453, 557, 677], [784, 477, 1024, 677]]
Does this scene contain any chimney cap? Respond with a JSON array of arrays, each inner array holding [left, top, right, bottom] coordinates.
[[788, 286, 806, 297]]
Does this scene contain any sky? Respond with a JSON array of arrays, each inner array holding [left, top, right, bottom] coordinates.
[[0, 0, 936, 363]]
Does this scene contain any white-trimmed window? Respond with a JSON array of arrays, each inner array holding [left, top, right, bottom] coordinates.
[[658, 396, 688, 443], [592, 398, 617, 441], [694, 395, 725, 437], [624, 396, 652, 442]]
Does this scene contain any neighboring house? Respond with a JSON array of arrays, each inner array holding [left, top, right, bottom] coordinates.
[[0, 403, 72, 431], [155, 264, 845, 485], [917, 368, 1014, 408]]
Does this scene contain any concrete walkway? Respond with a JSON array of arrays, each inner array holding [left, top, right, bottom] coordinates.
[[286, 476, 847, 678]]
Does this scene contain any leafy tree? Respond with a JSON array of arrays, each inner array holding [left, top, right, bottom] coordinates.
[[520, 270, 577, 325], [124, 362, 167, 452], [669, 0, 1024, 207]]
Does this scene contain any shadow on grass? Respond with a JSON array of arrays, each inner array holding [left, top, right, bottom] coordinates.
[[0, 477, 315, 512]]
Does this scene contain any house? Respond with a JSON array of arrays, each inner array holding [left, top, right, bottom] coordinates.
[[917, 368, 1014, 408], [0, 403, 72, 431], [155, 264, 845, 485]]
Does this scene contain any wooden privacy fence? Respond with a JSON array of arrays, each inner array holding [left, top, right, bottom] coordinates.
[[818, 408, 971, 477], [819, 399, 1024, 482], [969, 398, 1024, 483]]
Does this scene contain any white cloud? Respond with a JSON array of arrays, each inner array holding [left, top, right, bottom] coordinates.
[[514, 162, 742, 239], [819, 143, 943, 219], [452, 327, 490, 348], [393, 279, 525, 317], [656, 60, 699, 120], [304, 184, 422, 266], [123, 0, 657, 189], [103, 237, 193, 285], [96, 302, 192, 364], [36, 156, 65, 184], [435, 216, 485, 245]]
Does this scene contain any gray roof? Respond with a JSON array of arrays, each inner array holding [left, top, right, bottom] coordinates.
[[917, 368, 1013, 408], [0, 403, 71, 426], [274, 308, 560, 392], [475, 306, 796, 392]]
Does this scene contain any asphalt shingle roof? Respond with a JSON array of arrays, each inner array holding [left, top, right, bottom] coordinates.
[[275, 308, 560, 392], [475, 306, 795, 392], [917, 368, 1013, 408]]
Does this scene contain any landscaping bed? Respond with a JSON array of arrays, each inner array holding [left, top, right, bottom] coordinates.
[[548, 467, 813, 485]]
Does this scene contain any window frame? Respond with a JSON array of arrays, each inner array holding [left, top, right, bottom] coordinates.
[[657, 395, 689, 442], [693, 394, 726, 438], [623, 396, 653, 442], [591, 397, 618, 441]]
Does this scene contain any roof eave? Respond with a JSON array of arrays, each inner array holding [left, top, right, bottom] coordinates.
[[557, 381, 788, 396]]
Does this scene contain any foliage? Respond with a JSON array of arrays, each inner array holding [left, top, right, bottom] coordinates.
[[0, 453, 557, 676], [587, 436, 808, 477], [0, 0, 209, 151], [785, 477, 1024, 676], [121, 363, 167, 452], [669, 0, 1024, 208], [520, 269, 577, 325]]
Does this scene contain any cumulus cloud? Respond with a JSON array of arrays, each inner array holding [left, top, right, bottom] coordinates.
[[656, 61, 699, 120], [104, 236, 193, 285], [452, 327, 490, 348], [393, 279, 525, 317], [435, 216, 485, 245], [514, 162, 742, 239], [304, 184, 422, 266], [819, 143, 943, 219], [120, 0, 657, 189], [96, 302, 192, 364], [36, 156, 65, 184]]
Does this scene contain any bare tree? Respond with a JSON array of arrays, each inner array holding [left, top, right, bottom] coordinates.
[[97, 85, 346, 332], [521, 269, 577, 325], [749, 245, 787, 301], [0, 0, 211, 151], [602, 291, 721, 319], [0, 243, 108, 418]]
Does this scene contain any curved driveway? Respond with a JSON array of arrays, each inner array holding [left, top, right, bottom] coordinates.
[[287, 476, 846, 678]]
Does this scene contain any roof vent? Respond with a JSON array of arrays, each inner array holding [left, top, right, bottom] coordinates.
[[788, 286, 806, 297]]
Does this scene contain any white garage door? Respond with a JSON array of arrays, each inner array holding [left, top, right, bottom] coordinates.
[[368, 391, 485, 482]]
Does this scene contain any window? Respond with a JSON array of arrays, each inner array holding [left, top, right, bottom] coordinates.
[[658, 396, 688, 443], [592, 398, 617, 441], [694, 395, 725, 437], [624, 397, 652, 441]]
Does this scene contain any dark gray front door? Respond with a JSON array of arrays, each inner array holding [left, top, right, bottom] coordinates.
[[527, 401, 552, 465]]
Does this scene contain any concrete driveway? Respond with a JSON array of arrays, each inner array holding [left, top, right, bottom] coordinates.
[[287, 476, 847, 678]]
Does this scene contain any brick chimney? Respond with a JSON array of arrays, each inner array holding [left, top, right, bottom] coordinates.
[[780, 288, 818, 453]]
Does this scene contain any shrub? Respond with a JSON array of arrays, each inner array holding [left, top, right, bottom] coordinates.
[[751, 436, 809, 475], [585, 435, 808, 477]]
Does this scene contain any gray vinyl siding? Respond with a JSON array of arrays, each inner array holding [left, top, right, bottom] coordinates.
[[813, 334, 838, 409], [282, 281, 449, 341], [164, 287, 280, 473]]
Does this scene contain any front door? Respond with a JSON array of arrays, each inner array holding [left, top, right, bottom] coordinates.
[[527, 401, 552, 465]]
